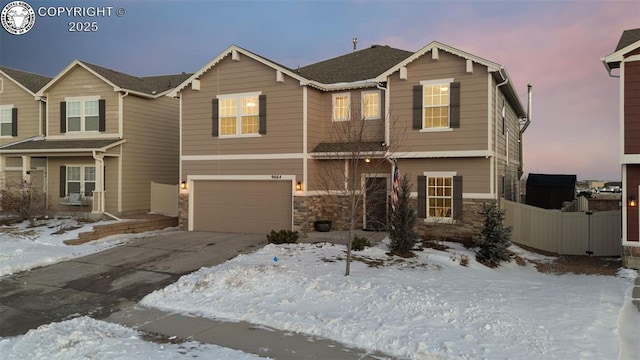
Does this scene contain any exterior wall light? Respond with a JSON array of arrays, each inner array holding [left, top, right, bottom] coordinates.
[[364, 158, 371, 163], [180, 181, 188, 190], [630, 195, 636, 207], [296, 181, 302, 191]]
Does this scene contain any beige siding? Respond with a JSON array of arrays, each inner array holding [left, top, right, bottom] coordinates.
[[307, 159, 391, 192], [104, 156, 119, 213], [318, 89, 385, 143], [388, 50, 489, 152], [183, 158, 302, 179], [0, 75, 42, 146], [44, 66, 119, 136], [181, 56, 303, 156], [306, 88, 325, 152], [121, 95, 179, 213], [398, 157, 491, 195]]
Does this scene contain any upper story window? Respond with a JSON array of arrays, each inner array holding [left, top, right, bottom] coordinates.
[[61, 97, 104, 133], [332, 92, 350, 121], [362, 90, 381, 120], [0, 106, 13, 137], [413, 79, 460, 130], [213, 92, 266, 138]]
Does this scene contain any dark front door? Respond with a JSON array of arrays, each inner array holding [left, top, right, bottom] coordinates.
[[365, 177, 388, 231]]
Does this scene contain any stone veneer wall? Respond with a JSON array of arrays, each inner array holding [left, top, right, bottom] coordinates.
[[623, 246, 640, 270], [178, 193, 188, 230], [413, 198, 493, 242], [294, 195, 363, 234]]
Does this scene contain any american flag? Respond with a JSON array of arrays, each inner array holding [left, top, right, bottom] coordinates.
[[391, 160, 400, 211]]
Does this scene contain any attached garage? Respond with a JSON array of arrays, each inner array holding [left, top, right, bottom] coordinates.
[[191, 179, 293, 234]]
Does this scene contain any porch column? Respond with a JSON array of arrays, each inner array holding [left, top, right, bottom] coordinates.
[[0, 155, 5, 187], [21, 156, 31, 183], [93, 154, 104, 214]]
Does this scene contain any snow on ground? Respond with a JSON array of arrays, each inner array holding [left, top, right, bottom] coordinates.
[[0, 217, 172, 277], [0, 316, 267, 360], [142, 240, 638, 360]]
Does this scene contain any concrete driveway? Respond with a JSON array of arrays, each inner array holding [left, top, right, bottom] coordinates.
[[0, 231, 267, 337]]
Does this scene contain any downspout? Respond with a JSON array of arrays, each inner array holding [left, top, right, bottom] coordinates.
[[93, 151, 121, 221], [494, 68, 508, 206], [518, 84, 532, 180], [376, 81, 389, 147], [601, 59, 620, 78]]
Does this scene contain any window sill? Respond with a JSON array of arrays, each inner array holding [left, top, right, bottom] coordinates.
[[332, 119, 350, 122], [420, 128, 453, 133], [422, 217, 454, 224], [219, 134, 262, 139]]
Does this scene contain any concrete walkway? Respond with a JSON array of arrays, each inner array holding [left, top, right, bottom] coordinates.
[[1, 229, 392, 359]]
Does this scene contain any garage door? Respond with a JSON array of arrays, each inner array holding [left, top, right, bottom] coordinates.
[[192, 180, 292, 234]]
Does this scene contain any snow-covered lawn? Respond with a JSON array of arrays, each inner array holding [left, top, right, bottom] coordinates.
[[0, 217, 168, 277], [141, 241, 639, 360]]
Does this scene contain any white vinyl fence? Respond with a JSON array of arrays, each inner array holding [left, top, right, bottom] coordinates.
[[501, 199, 622, 256], [150, 182, 178, 216]]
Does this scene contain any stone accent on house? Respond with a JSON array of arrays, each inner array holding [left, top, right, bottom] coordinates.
[[178, 192, 188, 231], [294, 195, 363, 234], [414, 199, 492, 242], [623, 245, 640, 270]]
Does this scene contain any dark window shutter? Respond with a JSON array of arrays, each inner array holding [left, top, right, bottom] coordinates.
[[380, 90, 385, 120], [453, 175, 463, 220], [60, 101, 66, 133], [258, 94, 267, 135], [98, 99, 106, 132], [412, 85, 422, 130], [11, 108, 17, 136], [212, 99, 219, 137], [417, 175, 426, 218], [450, 82, 460, 128], [59, 166, 66, 197]]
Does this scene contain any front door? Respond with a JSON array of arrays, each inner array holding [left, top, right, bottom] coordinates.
[[365, 177, 388, 231]]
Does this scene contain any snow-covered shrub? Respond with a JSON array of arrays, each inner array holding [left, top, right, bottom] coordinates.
[[474, 202, 512, 267], [266, 229, 299, 244], [351, 235, 371, 251]]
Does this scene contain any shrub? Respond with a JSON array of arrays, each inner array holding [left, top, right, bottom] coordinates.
[[267, 229, 299, 244], [388, 174, 418, 255], [351, 235, 371, 251], [0, 181, 48, 226], [474, 202, 512, 267]]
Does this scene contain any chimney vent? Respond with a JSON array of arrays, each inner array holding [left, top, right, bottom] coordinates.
[[352, 37, 358, 52]]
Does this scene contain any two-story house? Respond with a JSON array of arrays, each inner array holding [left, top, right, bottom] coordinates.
[[0, 60, 190, 216], [603, 28, 640, 269], [0, 66, 51, 190], [171, 41, 527, 236]]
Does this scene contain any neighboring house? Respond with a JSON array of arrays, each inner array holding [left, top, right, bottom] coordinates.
[[525, 173, 576, 210], [171, 42, 528, 235], [0, 67, 51, 190], [0, 60, 190, 216], [603, 28, 640, 269]]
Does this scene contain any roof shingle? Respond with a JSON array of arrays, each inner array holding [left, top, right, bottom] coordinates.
[[0, 138, 122, 152], [0, 66, 52, 94], [81, 61, 192, 95], [615, 28, 640, 51]]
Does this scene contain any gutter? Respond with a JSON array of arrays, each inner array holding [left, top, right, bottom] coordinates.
[[494, 68, 509, 204], [601, 58, 620, 78]]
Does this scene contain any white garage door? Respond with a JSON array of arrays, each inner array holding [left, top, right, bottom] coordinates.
[[192, 180, 292, 234]]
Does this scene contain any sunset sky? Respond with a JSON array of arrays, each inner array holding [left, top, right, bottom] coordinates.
[[1, 0, 638, 180]]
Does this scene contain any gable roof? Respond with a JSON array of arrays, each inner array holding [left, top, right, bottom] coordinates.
[[0, 137, 124, 153], [603, 28, 640, 71], [37, 60, 192, 98], [297, 45, 413, 83], [0, 66, 52, 95]]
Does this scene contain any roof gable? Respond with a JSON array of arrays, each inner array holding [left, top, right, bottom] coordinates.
[[616, 28, 640, 51], [37, 60, 191, 98], [603, 28, 640, 69], [0, 66, 52, 95]]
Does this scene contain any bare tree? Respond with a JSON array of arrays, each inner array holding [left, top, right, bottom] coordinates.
[[315, 98, 405, 275]]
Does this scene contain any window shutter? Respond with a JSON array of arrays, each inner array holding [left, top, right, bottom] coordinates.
[[412, 85, 422, 130], [11, 107, 17, 136], [450, 82, 460, 128], [212, 99, 219, 137], [258, 94, 267, 135], [380, 89, 385, 120], [59, 166, 66, 197], [98, 99, 106, 132], [453, 175, 463, 220], [60, 101, 66, 133], [417, 175, 426, 218]]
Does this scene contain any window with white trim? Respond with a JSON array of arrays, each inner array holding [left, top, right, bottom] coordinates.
[[0, 106, 12, 136], [427, 176, 453, 219], [218, 93, 260, 136], [422, 82, 450, 128], [361, 90, 380, 120], [66, 98, 99, 132], [67, 166, 96, 197], [332, 92, 350, 121]]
